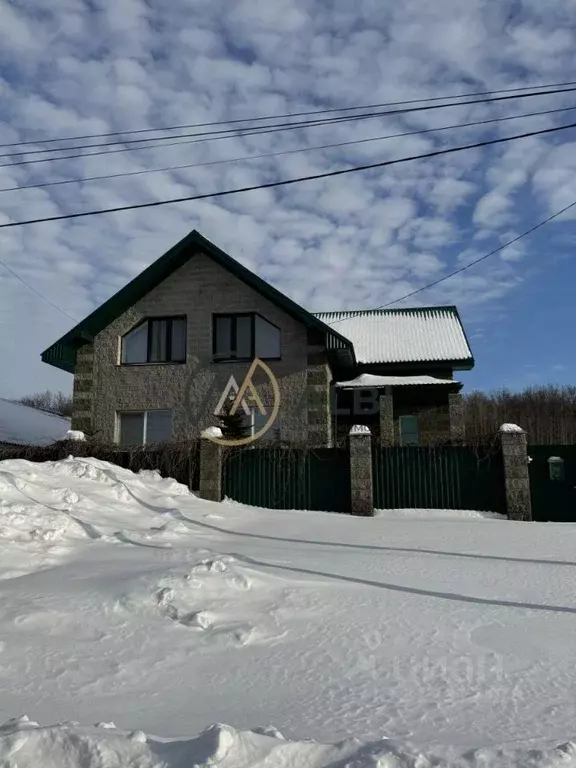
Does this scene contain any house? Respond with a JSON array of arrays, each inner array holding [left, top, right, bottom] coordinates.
[[0, 398, 71, 448], [41, 230, 473, 447]]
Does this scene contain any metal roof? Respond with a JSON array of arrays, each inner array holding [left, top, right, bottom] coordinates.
[[315, 307, 474, 368]]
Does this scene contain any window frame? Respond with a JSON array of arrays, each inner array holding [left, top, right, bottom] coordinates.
[[248, 406, 281, 442], [212, 312, 281, 362], [120, 316, 187, 366], [399, 414, 420, 446], [116, 409, 172, 446]]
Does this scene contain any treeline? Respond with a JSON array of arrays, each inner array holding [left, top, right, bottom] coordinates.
[[464, 386, 576, 445]]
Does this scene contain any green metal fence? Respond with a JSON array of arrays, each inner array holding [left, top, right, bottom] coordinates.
[[223, 446, 351, 512], [528, 445, 576, 521], [373, 445, 506, 513]]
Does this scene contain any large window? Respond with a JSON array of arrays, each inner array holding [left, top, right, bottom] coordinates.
[[399, 415, 419, 446], [213, 313, 281, 361], [121, 317, 186, 364], [118, 410, 172, 445]]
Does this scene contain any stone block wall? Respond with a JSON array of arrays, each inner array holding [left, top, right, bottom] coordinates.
[[71, 251, 332, 445]]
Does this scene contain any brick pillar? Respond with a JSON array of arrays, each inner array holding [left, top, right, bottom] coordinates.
[[349, 425, 373, 516], [379, 394, 394, 445], [71, 342, 95, 435], [448, 393, 465, 444], [500, 424, 532, 521], [199, 437, 223, 502]]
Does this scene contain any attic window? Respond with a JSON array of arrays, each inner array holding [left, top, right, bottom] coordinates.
[[121, 317, 186, 364], [213, 314, 281, 361]]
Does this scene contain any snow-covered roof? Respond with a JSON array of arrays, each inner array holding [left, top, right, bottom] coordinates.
[[315, 307, 473, 366], [336, 374, 460, 388], [0, 398, 71, 446]]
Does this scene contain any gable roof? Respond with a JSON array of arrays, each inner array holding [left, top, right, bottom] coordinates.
[[41, 230, 354, 372], [0, 399, 71, 446], [315, 307, 474, 369]]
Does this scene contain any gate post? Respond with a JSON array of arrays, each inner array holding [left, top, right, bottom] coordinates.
[[499, 424, 532, 521], [199, 430, 223, 502], [349, 425, 374, 516]]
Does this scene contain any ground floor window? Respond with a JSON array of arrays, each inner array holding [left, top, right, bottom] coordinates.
[[117, 410, 172, 446], [250, 406, 280, 441], [399, 414, 419, 446]]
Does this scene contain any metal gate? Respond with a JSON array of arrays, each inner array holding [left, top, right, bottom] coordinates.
[[223, 446, 351, 512], [528, 445, 576, 522], [373, 445, 506, 513]]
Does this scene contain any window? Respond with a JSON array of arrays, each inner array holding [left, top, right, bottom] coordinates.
[[213, 314, 281, 360], [250, 407, 280, 441], [118, 410, 172, 446], [121, 317, 186, 364], [399, 415, 419, 446]]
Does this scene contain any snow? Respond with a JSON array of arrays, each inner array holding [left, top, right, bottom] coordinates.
[[350, 424, 371, 435], [337, 373, 460, 387], [0, 398, 71, 446], [0, 455, 576, 767], [499, 423, 525, 434], [65, 430, 86, 441], [202, 426, 223, 438], [316, 308, 472, 364]]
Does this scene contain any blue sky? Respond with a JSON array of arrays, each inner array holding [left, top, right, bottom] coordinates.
[[1, 0, 576, 397]]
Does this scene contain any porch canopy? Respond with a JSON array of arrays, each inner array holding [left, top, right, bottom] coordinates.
[[335, 373, 462, 389]]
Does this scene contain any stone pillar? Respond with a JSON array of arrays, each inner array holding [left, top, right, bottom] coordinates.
[[500, 424, 532, 521], [349, 425, 373, 516], [379, 394, 395, 445], [199, 437, 223, 502], [71, 343, 95, 435], [448, 393, 465, 444]]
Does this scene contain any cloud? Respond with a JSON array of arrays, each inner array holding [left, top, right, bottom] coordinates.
[[0, 0, 574, 396]]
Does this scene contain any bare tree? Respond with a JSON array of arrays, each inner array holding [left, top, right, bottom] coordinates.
[[464, 385, 576, 444], [19, 390, 73, 417]]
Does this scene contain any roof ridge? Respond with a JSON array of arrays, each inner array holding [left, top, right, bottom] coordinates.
[[314, 305, 458, 316]]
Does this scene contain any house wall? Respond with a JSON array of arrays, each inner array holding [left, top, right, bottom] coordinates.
[[71, 251, 331, 445]]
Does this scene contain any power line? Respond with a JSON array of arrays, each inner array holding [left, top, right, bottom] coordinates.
[[0, 258, 78, 321], [380, 200, 576, 307], [4, 83, 576, 166], [2, 103, 575, 196], [4, 78, 576, 149], [1, 119, 575, 230]]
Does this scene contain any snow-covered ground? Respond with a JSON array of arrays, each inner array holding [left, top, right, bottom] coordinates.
[[0, 456, 576, 767]]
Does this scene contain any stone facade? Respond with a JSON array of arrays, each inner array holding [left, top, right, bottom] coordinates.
[[500, 426, 532, 521], [71, 251, 332, 445], [198, 438, 223, 501], [448, 393, 465, 443], [379, 394, 394, 445], [349, 425, 373, 516]]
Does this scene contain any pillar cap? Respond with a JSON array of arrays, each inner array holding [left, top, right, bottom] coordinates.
[[499, 423, 525, 434], [201, 426, 223, 439], [349, 425, 371, 436]]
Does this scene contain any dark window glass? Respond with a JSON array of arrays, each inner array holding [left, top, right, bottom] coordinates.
[[399, 415, 419, 446], [121, 318, 186, 364], [149, 320, 168, 363], [236, 316, 253, 358], [119, 413, 144, 445], [121, 323, 148, 364], [146, 410, 172, 444], [214, 316, 233, 358], [171, 318, 187, 362]]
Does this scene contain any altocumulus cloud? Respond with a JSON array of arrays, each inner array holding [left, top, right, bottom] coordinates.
[[1, 0, 576, 395]]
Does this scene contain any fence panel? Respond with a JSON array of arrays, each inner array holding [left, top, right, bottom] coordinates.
[[223, 446, 350, 512], [528, 445, 576, 522], [373, 445, 506, 513]]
